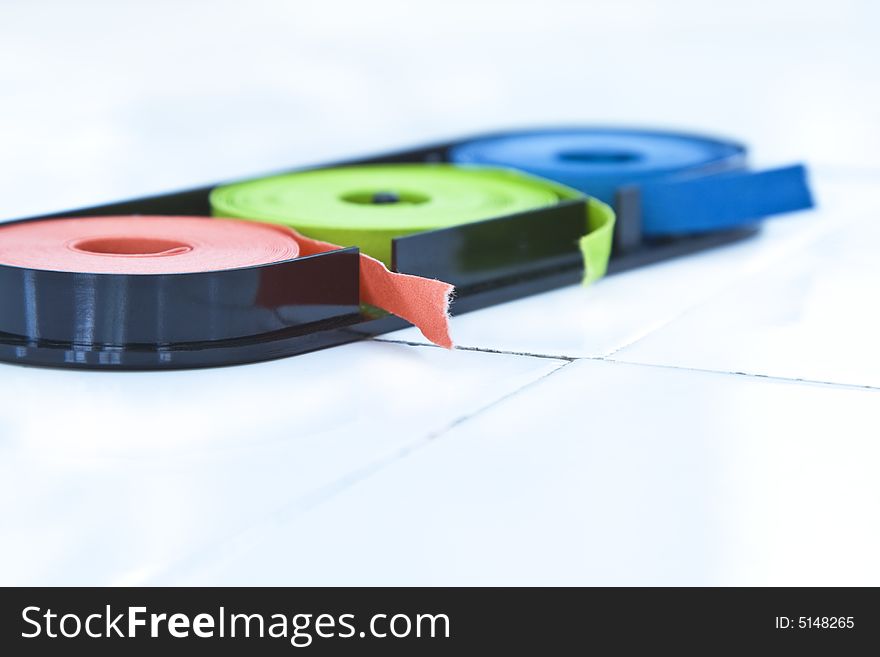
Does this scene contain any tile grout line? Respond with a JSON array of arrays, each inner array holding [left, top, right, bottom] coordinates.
[[372, 337, 576, 361], [427, 357, 574, 438], [601, 356, 880, 392], [375, 337, 880, 392]]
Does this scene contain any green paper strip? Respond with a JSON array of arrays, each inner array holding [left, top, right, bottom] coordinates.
[[210, 164, 614, 285], [580, 197, 615, 284]]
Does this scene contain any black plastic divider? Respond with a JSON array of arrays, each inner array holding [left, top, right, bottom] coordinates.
[[1, 131, 759, 368], [393, 200, 586, 292]]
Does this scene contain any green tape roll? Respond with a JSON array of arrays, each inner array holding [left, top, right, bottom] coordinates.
[[210, 164, 614, 283]]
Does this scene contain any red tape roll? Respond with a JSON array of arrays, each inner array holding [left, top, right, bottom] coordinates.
[[0, 216, 453, 348]]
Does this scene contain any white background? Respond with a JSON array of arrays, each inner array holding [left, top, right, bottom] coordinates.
[[0, 0, 878, 585]]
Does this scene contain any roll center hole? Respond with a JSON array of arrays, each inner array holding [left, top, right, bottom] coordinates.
[[341, 190, 429, 206], [557, 150, 641, 164], [71, 237, 192, 257]]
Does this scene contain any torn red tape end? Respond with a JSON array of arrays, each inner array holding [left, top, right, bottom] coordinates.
[[289, 228, 454, 348]]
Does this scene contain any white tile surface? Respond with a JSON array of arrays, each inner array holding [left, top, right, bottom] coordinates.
[[613, 192, 880, 387], [1, 0, 878, 586], [154, 360, 880, 586], [0, 343, 564, 585]]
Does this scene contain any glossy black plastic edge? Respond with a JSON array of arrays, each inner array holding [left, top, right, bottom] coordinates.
[[0, 320, 367, 370], [392, 199, 587, 294]]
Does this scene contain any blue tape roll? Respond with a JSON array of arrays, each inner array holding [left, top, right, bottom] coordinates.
[[449, 128, 813, 237]]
